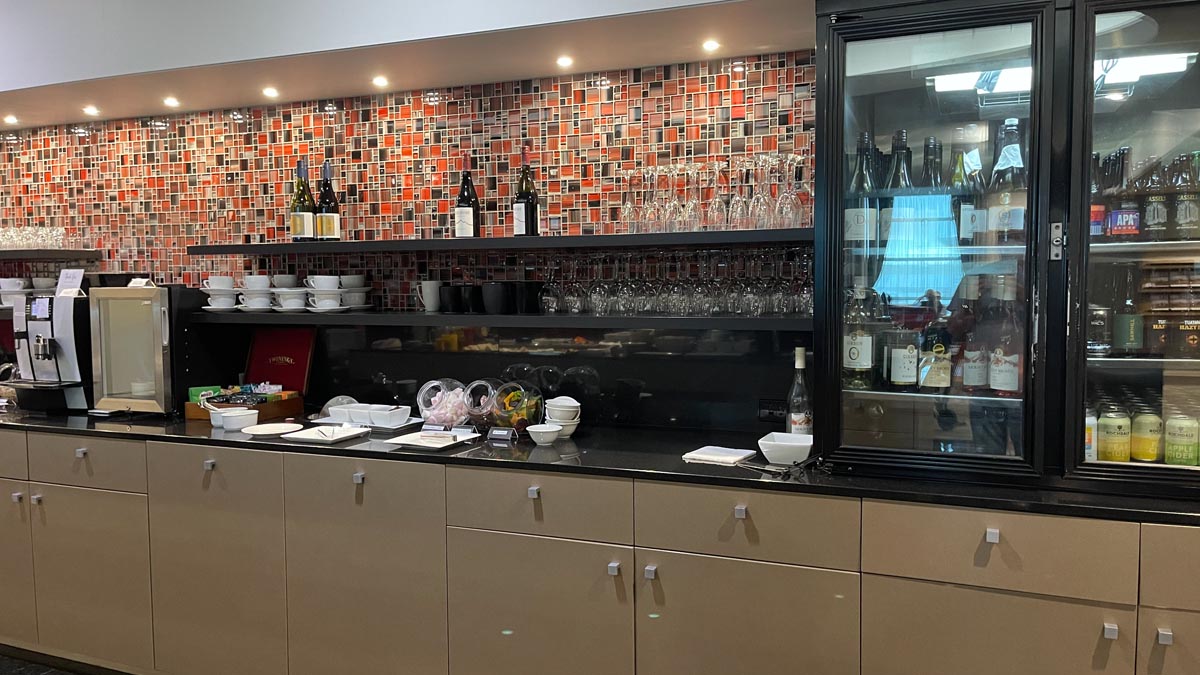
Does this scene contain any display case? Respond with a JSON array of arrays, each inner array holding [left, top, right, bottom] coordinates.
[[815, 0, 1063, 476], [1066, 0, 1200, 491]]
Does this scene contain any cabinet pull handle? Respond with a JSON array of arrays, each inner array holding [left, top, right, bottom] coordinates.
[[1103, 623, 1119, 640], [74, 447, 88, 459], [352, 472, 366, 485], [985, 527, 1001, 544], [203, 459, 217, 471], [30, 495, 42, 505], [527, 486, 541, 500], [734, 504, 748, 520], [1158, 628, 1174, 646], [10, 492, 22, 503], [644, 564, 658, 580], [607, 562, 621, 577]]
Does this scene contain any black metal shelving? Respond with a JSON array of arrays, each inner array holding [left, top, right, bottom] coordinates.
[[189, 311, 812, 332], [185, 228, 814, 256], [0, 249, 103, 261]]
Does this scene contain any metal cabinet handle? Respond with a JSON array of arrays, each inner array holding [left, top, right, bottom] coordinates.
[[74, 447, 88, 459], [10, 492, 22, 503], [985, 527, 1001, 544], [527, 486, 541, 500], [352, 472, 366, 485], [1103, 623, 1119, 640], [734, 504, 748, 520], [607, 562, 621, 577], [644, 564, 658, 580], [30, 495, 42, 505], [203, 459, 217, 471], [1158, 628, 1174, 646]]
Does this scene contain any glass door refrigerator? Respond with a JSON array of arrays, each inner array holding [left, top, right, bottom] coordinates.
[[815, 0, 1065, 477], [1067, 0, 1200, 494]]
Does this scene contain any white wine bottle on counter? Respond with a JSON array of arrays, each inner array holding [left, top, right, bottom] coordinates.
[[315, 160, 341, 240], [289, 159, 316, 241], [788, 347, 813, 435], [513, 145, 539, 236]]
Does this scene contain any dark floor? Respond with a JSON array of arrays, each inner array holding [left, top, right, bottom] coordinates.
[[0, 655, 76, 675]]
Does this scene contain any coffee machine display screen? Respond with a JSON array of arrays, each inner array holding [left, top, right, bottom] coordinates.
[[30, 297, 50, 320]]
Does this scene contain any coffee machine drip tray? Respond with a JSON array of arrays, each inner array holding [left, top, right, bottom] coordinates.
[[8, 379, 84, 390]]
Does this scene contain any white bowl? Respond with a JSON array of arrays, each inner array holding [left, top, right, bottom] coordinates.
[[347, 404, 375, 424], [221, 410, 260, 431], [547, 396, 581, 407], [757, 432, 814, 465], [369, 405, 411, 427], [209, 406, 248, 427], [328, 404, 355, 421], [527, 424, 563, 446], [555, 419, 580, 438], [546, 406, 582, 422]]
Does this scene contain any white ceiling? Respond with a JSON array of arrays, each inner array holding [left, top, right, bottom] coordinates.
[[0, 0, 815, 130]]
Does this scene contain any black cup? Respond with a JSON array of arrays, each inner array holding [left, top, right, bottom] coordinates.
[[483, 282, 514, 314], [439, 285, 464, 313], [515, 281, 545, 314], [461, 285, 486, 314]]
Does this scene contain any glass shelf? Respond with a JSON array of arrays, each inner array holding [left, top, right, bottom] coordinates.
[[1090, 240, 1200, 262], [1087, 357, 1200, 370], [843, 389, 1022, 406]]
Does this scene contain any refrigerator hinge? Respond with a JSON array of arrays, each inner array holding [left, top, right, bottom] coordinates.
[[1050, 222, 1065, 260]]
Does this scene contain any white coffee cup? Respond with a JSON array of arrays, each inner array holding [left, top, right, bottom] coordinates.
[[340, 274, 366, 289], [417, 280, 442, 313], [304, 275, 340, 290], [0, 293, 22, 307], [276, 294, 306, 309], [203, 275, 235, 289], [239, 291, 272, 309], [208, 295, 237, 309], [272, 274, 298, 288], [31, 278, 56, 290], [343, 291, 368, 305], [242, 274, 271, 290], [308, 292, 342, 309], [0, 278, 28, 291]]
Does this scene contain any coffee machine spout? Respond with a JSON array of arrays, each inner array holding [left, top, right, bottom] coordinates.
[[32, 335, 55, 361]]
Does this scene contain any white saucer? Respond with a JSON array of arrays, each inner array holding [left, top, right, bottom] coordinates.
[[237, 305, 274, 312], [307, 306, 350, 313], [273, 306, 308, 313], [240, 423, 304, 437], [345, 304, 373, 310], [202, 306, 239, 312], [339, 286, 372, 293], [200, 287, 239, 295], [271, 287, 309, 294], [304, 287, 344, 294]]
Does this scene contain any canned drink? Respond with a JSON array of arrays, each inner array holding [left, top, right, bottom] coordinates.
[[1084, 408, 1098, 462], [1164, 415, 1200, 466], [1097, 411, 1132, 462], [1131, 412, 1164, 462]]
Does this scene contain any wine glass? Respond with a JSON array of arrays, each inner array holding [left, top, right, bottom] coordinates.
[[681, 163, 704, 232], [659, 164, 684, 233], [774, 155, 802, 229], [619, 169, 639, 235], [704, 161, 729, 230], [748, 155, 775, 229], [728, 158, 751, 230], [639, 167, 662, 233]]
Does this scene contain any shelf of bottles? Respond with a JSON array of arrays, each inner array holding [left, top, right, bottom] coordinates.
[[838, 22, 1034, 457], [1083, 5, 1200, 470]]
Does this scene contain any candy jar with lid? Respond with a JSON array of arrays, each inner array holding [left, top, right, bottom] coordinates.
[[417, 378, 469, 427]]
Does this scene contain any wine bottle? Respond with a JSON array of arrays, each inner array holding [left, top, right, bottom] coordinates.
[[963, 123, 989, 240], [314, 160, 341, 240], [1112, 263, 1143, 357], [843, 277, 874, 391], [844, 132, 878, 243], [958, 276, 989, 394], [787, 347, 813, 434], [988, 275, 1023, 397], [879, 130, 913, 242], [513, 145, 539, 237], [1172, 153, 1199, 240], [289, 159, 316, 241], [919, 136, 944, 189], [1141, 156, 1169, 241], [949, 129, 977, 246], [1107, 147, 1141, 240], [985, 118, 1028, 245], [919, 293, 953, 395], [455, 151, 482, 238]]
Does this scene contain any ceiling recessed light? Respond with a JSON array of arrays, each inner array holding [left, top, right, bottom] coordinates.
[[372, 75, 389, 88], [82, 105, 99, 116], [2, 115, 16, 125], [262, 87, 279, 98], [163, 96, 180, 108], [556, 55, 574, 68], [703, 39, 721, 52]]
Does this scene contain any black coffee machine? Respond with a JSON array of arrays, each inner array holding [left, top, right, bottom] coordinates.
[[10, 287, 93, 411]]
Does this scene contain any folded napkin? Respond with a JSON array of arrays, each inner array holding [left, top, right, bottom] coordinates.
[[682, 446, 758, 466]]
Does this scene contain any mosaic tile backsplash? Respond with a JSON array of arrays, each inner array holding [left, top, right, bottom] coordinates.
[[0, 50, 815, 302]]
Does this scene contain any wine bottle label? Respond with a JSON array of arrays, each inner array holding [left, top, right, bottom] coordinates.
[[1089, 204, 1107, 238], [315, 213, 340, 239], [843, 334, 873, 369], [788, 412, 814, 435], [993, 144, 1024, 171], [988, 349, 1021, 392], [844, 208, 878, 241], [1176, 194, 1200, 231], [962, 348, 989, 386], [964, 149, 982, 174], [889, 345, 918, 385], [958, 204, 975, 239], [1113, 314, 1144, 350], [1108, 207, 1140, 237], [987, 204, 1026, 233], [289, 212, 314, 238], [512, 204, 527, 235], [878, 208, 892, 240], [454, 207, 475, 237], [1144, 194, 1170, 230], [919, 347, 951, 388]]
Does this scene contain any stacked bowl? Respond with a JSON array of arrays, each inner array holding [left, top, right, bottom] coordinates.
[[545, 396, 581, 438]]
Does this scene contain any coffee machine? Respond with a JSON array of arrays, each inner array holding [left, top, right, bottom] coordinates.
[[10, 289, 93, 411]]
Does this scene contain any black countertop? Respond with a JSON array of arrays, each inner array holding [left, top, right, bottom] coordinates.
[[5, 412, 1200, 526]]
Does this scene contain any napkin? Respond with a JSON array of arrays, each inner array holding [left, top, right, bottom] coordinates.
[[682, 446, 758, 466]]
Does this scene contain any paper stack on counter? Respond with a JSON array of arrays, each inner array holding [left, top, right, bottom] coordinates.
[[682, 446, 757, 466]]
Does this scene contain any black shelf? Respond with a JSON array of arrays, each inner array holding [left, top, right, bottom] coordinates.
[[0, 248, 102, 261], [189, 311, 812, 332], [185, 228, 814, 256]]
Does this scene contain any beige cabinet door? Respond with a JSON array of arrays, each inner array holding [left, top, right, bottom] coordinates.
[[0, 478, 36, 644], [1138, 607, 1200, 675], [147, 442, 286, 675], [447, 527, 635, 675], [285, 454, 448, 675], [862, 574, 1136, 675], [635, 548, 860, 675], [0, 429, 27, 480], [29, 483, 153, 670]]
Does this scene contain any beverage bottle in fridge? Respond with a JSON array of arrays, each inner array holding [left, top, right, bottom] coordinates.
[[843, 278, 875, 391], [949, 128, 981, 246], [879, 129, 913, 243], [988, 275, 1023, 398], [1112, 263, 1143, 357], [1089, 152, 1107, 241], [787, 347, 813, 435], [844, 131, 878, 244], [1172, 153, 1200, 240], [1107, 147, 1141, 240], [918, 294, 953, 396], [1140, 156, 1170, 241], [985, 118, 1028, 245]]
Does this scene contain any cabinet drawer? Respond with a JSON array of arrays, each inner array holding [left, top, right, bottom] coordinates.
[[634, 481, 860, 570], [28, 432, 146, 493], [1141, 524, 1200, 611], [0, 429, 27, 480], [862, 575, 1135, 675], [1138, 607, 1200, 675], [447, 467, 632, 544], [862, 500, 1139, 604]]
